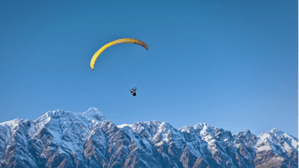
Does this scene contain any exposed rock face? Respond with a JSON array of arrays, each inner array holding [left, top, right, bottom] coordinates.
[[0, 108, 297, 168]]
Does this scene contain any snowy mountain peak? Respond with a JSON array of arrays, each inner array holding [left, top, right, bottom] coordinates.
[[258, 128, 287, 139], [180, 125, 190, 132], [39, 109, 72, 120], [0, 118, 20, 127], [82, 107, 105, 121], [0, 118, 23, 135], [160, 121, 172, 128], [194, 123, 215, 132], [117, 123, 133, 128], [269, 127, 283, 134], [237, 129, 254, 136]]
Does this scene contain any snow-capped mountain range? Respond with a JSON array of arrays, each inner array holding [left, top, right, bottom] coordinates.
[[0, 107, 297, 168]]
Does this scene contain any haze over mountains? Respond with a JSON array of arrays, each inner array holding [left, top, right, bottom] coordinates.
[[0, 107, 297, 168]]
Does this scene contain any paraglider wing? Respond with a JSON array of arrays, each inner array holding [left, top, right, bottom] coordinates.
[[90, 38, 149, 70]]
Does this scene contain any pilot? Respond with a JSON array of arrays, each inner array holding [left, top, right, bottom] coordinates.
[[130, 87, 137, 96]]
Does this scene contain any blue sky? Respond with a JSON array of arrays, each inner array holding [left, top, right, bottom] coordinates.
[[0, 0, 297, 137]]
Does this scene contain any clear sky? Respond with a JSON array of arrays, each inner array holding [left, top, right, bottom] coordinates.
[[0, 0, 297, 137]]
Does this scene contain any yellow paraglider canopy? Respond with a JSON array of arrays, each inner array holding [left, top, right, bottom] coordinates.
[[90, 38, 149, 70]]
